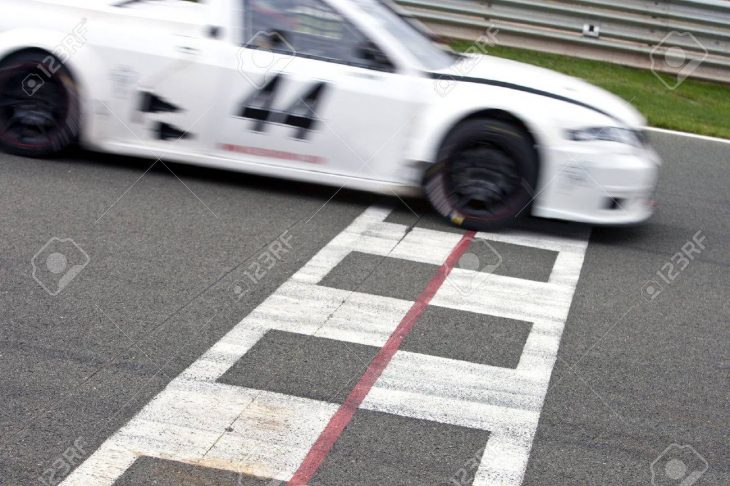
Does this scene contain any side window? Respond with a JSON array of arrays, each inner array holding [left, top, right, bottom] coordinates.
[[244, 0, 392, 71]]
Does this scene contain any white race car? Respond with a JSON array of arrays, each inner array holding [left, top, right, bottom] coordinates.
[[0, 0, 660, 229]]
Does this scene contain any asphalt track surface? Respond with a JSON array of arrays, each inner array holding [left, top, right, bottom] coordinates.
[[0, 131, 728, 486]]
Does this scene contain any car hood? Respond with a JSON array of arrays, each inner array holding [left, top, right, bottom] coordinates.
[[435, 54, 646, 127]]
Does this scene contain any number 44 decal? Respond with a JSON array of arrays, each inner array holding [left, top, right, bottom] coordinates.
[[237, 74, 329, 140]]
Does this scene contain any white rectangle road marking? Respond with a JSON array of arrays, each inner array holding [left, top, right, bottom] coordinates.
[[243, 281, 413, 348], [388, 227, 465, 266], [61, 206, 589, 486], [432, 271, 577, 323]]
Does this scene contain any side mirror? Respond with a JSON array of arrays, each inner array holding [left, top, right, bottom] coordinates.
[[357, 42, 393, 71]]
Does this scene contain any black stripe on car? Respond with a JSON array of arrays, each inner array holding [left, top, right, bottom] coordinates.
[[426, 73, 617, 121]]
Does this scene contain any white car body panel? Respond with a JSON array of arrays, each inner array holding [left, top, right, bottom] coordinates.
[[0, 0, 661, 224]]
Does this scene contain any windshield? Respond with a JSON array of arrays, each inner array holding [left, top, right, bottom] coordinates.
[[349, 0, 455, 70]]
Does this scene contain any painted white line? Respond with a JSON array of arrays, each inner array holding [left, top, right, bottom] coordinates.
[[62, 205, 589, 486], [388, 227, 464, 266], [477, 431, 534, 485], [432, 271, 578, 323], [242, 280, 412, 348], [475, 229, 589, 254], [290, 209, 405, 285], [645, 126, 730, 145]]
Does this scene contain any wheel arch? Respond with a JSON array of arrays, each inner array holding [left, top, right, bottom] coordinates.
[[0, 46, 78, 79], [0, 29, 89, 90], [437, 108, 542, 167]]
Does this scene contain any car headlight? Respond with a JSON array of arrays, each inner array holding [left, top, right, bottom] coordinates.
[[565, 127, 643, 147]]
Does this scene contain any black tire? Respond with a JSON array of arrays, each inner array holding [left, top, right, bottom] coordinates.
[[424, 118, 538, 231], [0, 51, 80, 157]]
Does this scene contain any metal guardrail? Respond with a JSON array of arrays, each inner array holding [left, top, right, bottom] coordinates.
[[395, 0, 730, 84]]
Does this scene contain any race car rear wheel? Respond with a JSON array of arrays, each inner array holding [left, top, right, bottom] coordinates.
[[0, 51, 80, 157], [424, 118, 538, 231]]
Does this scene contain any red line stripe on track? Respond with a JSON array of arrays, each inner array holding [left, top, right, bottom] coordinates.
[[287, 230, 476, 485]]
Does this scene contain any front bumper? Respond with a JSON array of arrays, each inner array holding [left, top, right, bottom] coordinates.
[[531, 142, 660, 225]]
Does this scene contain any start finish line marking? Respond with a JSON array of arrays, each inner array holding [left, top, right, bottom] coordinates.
[[61, 206, 589, 486]]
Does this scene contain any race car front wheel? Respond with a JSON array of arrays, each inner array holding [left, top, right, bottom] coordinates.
[[424, 118, 538, 231], [0, 51, 80, 157]]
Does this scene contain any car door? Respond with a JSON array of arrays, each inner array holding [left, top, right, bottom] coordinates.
[[99, 3, 221, 154], [211, 0, 422, 183]]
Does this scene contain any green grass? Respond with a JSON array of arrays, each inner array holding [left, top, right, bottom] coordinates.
[[450, 41, 730, 139]]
